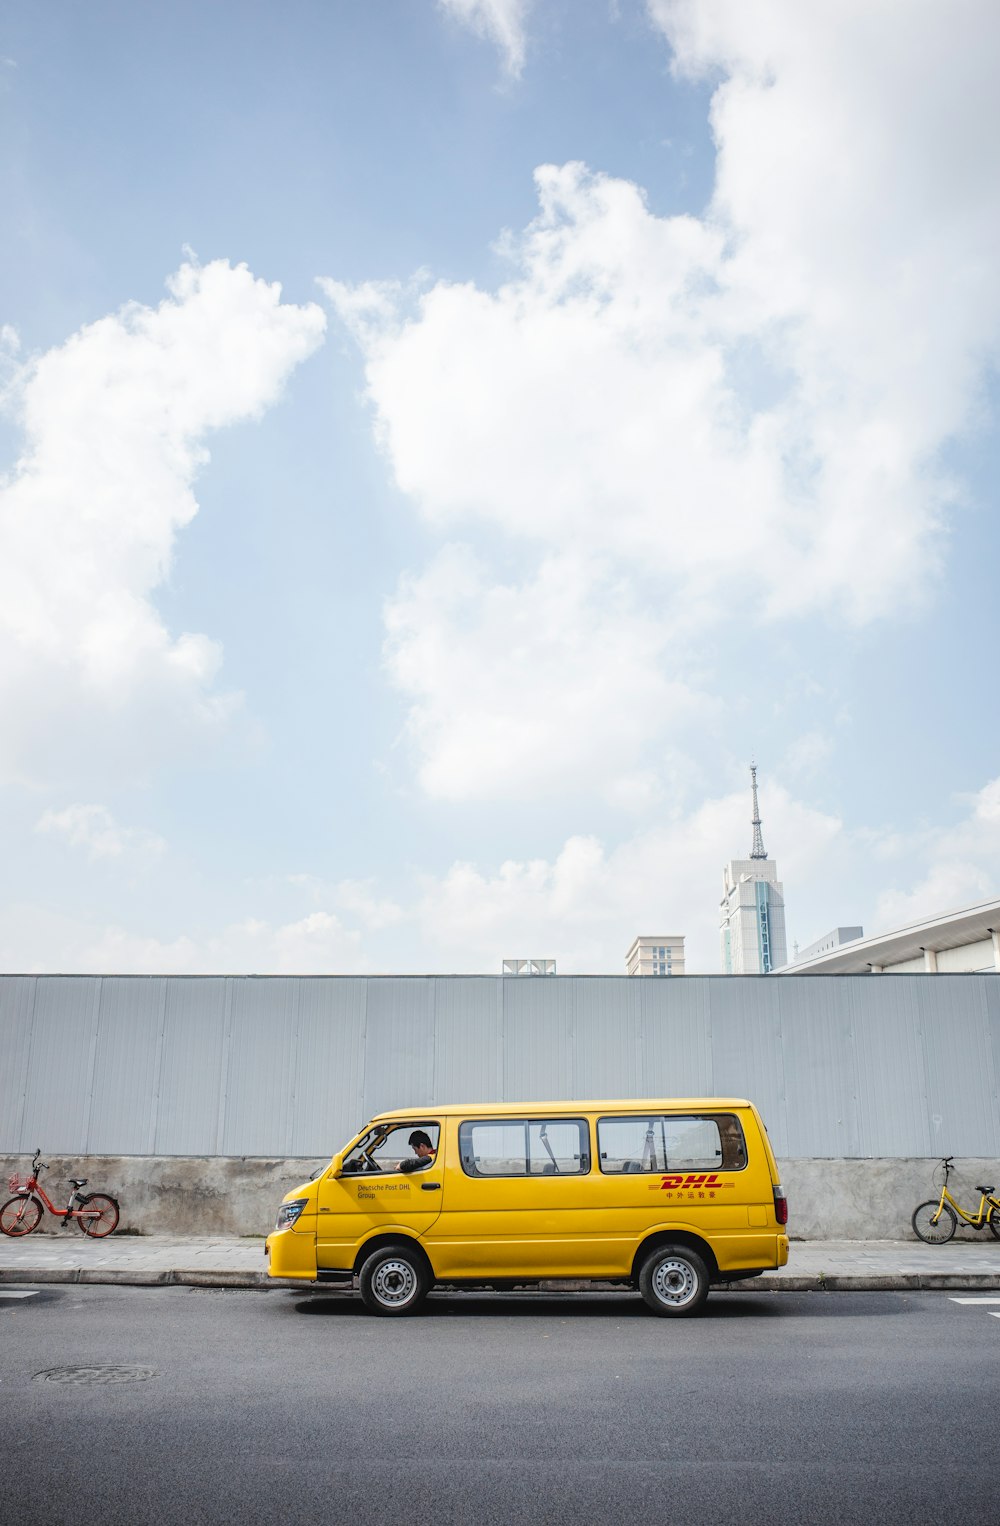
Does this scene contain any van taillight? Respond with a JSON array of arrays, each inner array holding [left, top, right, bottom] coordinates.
[[773, 1185, 788, 1226]]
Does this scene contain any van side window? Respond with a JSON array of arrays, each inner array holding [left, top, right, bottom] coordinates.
[[597, 1114, 747, 1174], [459, 1119, 590, 1177]]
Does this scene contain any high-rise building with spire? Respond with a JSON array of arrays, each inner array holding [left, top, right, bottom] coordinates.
[[719, 765, 788, 973]]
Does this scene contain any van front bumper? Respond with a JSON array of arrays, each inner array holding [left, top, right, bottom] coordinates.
[[265, 1221, 318, 1281]]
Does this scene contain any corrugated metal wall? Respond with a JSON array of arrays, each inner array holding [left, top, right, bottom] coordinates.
[[2, 973, 998, 1159]]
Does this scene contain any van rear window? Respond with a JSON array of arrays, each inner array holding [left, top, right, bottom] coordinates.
[[597, 1114, 747, 1174], [459, 1119, 590, 1177]]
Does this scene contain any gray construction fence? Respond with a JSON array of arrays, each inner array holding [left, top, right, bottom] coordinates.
[[1, 976, 1000, 1239], [2, 973, 998, 1239]]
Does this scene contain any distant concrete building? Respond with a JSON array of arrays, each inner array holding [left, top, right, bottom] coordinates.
[[793, 926, 864, 963], [501, 959, 556, 975], [720, 765, 788, 974], [777, 897, 1000, 974], [626, 936, 685, 976]]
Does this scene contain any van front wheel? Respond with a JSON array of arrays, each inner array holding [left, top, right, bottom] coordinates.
[[638, 1245, 710, 1317], [358, 1244, 430, 1316]]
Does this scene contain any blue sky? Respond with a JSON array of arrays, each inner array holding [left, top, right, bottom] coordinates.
[[2, 0, 998, 974]]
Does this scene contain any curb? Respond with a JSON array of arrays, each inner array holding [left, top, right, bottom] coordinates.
[[0, 1267, 280, 1289], [106, 1270, 279, 1288], [4, 1266, 1000, 1293], [747, 1273, 1000, 1292]]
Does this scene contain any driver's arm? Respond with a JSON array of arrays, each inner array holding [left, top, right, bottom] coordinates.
[[399, 1154, 433, 1172]]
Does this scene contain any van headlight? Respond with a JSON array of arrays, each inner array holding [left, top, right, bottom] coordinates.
[[275, 1198, 308, 1231]]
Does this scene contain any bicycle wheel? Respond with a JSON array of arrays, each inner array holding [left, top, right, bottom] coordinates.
[[0, 1194, 43, 1237], [988, 1203, 1000, 1242], [76, 1194, 119, 1238], [912, 1200, 957, 1244]]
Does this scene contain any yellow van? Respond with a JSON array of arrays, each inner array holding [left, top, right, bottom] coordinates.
[[265, 1097, 789, 1317]]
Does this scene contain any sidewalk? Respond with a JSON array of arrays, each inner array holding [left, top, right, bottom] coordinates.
[[3, 1235, 1000, 1291]]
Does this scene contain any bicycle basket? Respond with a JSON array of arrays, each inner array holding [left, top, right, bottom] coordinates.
[[7, 1174, 32, 1193]]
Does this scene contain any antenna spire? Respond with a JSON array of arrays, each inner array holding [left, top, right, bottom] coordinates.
[[749, 762, 767, 860]]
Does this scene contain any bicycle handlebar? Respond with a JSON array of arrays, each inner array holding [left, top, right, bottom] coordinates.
[[31, 1148, 47, 1172]]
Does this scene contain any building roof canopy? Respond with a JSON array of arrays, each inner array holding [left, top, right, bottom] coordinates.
[[781, 897, 1000, 974]]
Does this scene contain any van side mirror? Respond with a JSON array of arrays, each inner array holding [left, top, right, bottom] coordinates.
[[329, 1153, 344, 1179]]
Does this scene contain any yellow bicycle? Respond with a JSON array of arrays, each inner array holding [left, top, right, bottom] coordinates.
[[912, 1156, 1000, 1244]]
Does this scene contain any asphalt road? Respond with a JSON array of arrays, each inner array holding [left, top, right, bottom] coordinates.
[[1, 1284, 997, 1525]]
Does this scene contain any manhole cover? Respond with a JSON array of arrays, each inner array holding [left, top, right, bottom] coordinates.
[[34, 1365, 157, 1385]]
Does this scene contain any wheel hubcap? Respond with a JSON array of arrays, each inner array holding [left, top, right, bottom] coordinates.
[[652, 1257, 697, 1306], [372, 1259, 416, 1306]]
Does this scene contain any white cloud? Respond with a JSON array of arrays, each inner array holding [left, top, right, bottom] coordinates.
[[10, 774, 1000, 975], [7, 909, 368, 976], [325, 5, 1000, 803], [267, 912, 365, 973], [412, 772, 1000, 970], [35, 803, 165, 862], [873, 776, 1000, 931], [0, 259, 325, 785], [283, 873, 405, 930], [779, 731, 834, 782], [438, 0, 531, 77], [415, 782, 843, 971], [3, 778, 839, 974], [332, 880, 406, 932], [384, 544, 710, 800]]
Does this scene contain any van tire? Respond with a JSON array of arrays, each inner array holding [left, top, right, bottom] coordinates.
[[358, 1243, 430, 1316], [638, 1244, 710, 1317]]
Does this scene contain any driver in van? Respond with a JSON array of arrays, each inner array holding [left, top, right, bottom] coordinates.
[[398, 1129, 436, 1172]]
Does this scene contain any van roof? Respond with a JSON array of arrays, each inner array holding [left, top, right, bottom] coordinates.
[[372, 1098, 752, 1121]]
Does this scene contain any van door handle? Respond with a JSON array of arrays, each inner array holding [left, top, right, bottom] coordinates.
[[421, 1182, 441, 1191]]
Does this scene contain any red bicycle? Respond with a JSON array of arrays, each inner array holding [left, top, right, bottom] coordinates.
[[0, 1149, 119, 1238]]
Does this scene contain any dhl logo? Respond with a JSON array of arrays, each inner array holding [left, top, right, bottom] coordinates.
[[659, 1173, 722, 1189]]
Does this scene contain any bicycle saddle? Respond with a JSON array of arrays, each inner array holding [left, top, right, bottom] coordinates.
[[975, 1185, 995, 1195], [70, 1178, 87, 1188]]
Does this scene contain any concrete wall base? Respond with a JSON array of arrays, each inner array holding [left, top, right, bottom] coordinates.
[[782, 1158, 1000, 1239], [3, 1155, 996, 1241], [0, 1155, 327, 1238]]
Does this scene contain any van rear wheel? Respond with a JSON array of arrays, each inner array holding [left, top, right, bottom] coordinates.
[[358, 1244, 430, 1316], [638, 1245, 710, 1317]]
